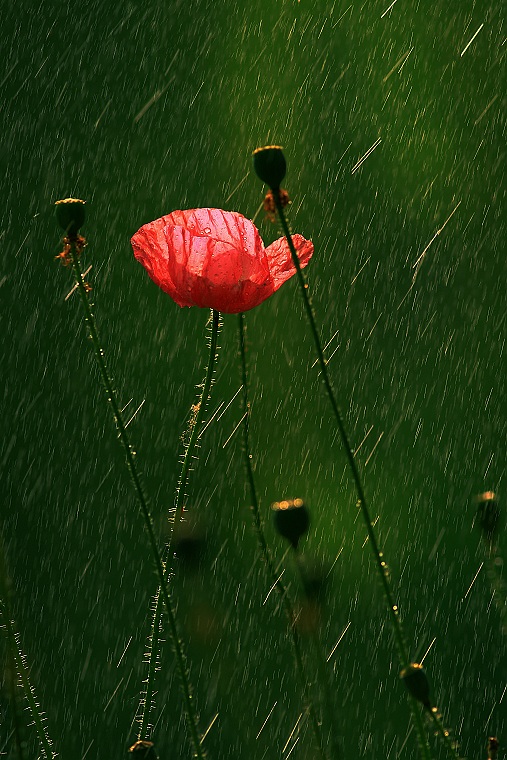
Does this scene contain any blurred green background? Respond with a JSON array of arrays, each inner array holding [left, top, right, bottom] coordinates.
[[1, 0, 505, 758]]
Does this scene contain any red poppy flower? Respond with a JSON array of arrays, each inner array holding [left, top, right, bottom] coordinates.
[[131, 208, 313, 314]]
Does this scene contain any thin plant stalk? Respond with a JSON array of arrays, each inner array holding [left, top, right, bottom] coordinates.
[[237, 312, 332, 760], [0, 577, 54, 760], [484, 552, 507, 634], [138, 309, 220, 741], [0, 546, 26, 760], [0, 409, 53, 760], [292, 547, 342, 760], [273, 194, 438, 760], [66, 239, 206, 760], [427, 709, 462, 760]]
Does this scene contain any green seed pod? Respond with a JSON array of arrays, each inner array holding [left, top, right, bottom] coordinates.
[[272, 498, 310, 549], [55, 198, 86, 238], [400, 663, 431, 708], [253, 145, 287, 190]]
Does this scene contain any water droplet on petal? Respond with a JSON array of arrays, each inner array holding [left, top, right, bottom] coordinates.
[[204, 227, 211, 234]]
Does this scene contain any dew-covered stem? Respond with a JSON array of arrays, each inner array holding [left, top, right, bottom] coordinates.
[[138, 309, 220, 741], [273, 195, 435, 760], [275, 197, 407, 658], [66, 240, 206, 760], [237, 312, 332, 760], [427, 708, 462, 760], [0, 543, 55, 760]]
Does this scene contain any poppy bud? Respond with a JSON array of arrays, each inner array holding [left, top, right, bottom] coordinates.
[[475, 492, 501, 543], [55, 198, 86, 238], [173, 521, 207, 571], [400, 663, 431, 708], [253, 145, 287, 190], [272, 498, 310, 549], [488, 737, 499, 760], [128, 740, 158, 759]]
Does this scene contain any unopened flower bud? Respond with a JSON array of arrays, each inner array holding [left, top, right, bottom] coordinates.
[[400, 663, 431, 708], [128, 740, 158, 759], [253, 145, 287, 190], [272, 498, 309, 549], [55, 198, 86, 238], [173, 521, 206, 571], [475, 492, 500, 543]]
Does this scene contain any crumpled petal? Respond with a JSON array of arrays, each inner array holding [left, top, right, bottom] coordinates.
[[131, 208, 314, 314], [265, 235, 314, 289]]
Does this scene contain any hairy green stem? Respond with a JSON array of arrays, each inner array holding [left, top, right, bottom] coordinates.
[[0, 594, 54, 759], [138, 309, 220, 741], [273, 196, 436, 760], [237, 312, 331, 760], [0, 533, 45, 759], [67, 241, 205, 760], [427, 708, 462, 760]]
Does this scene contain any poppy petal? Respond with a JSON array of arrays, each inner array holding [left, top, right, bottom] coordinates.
[[264, 234, 314, 290], [131, 215, 182, 304]]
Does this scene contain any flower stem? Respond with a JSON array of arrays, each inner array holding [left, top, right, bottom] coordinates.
[[427, 708, 462, 760], [174, 310, 221, 549], [292, 547, 343, 760], [66, 240, 206, 760], [138, 309, 220, 741], [0, 542, 55, 759], [273, 196, 435, 760], [484, 549, 507, 637], [237, 312, 331, 760]]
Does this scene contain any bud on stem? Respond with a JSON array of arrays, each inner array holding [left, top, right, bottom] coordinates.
[[400, 663, 431, 709], [272, 498, 310, 549], [253, 146, 287, 190], [55, 198, 86, 238]]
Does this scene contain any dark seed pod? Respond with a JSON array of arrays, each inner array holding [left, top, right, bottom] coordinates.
[[475, 492, 500, 543], [173, 521, 206, 571], [253, 145, 287, 190], [400, 663, 431, 708], [128, 740, 158, 759], [272, 498, 310, 549], [55, 198, 86, 238], [487, 737, 499, 760]]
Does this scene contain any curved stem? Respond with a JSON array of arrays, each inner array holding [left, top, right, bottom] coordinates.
[[275, 199, 407, 662], [273, 197, 434, 760], [67, 241, 206, 760], [138, 309, 220, 741], [237, 312, 331, 760]]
